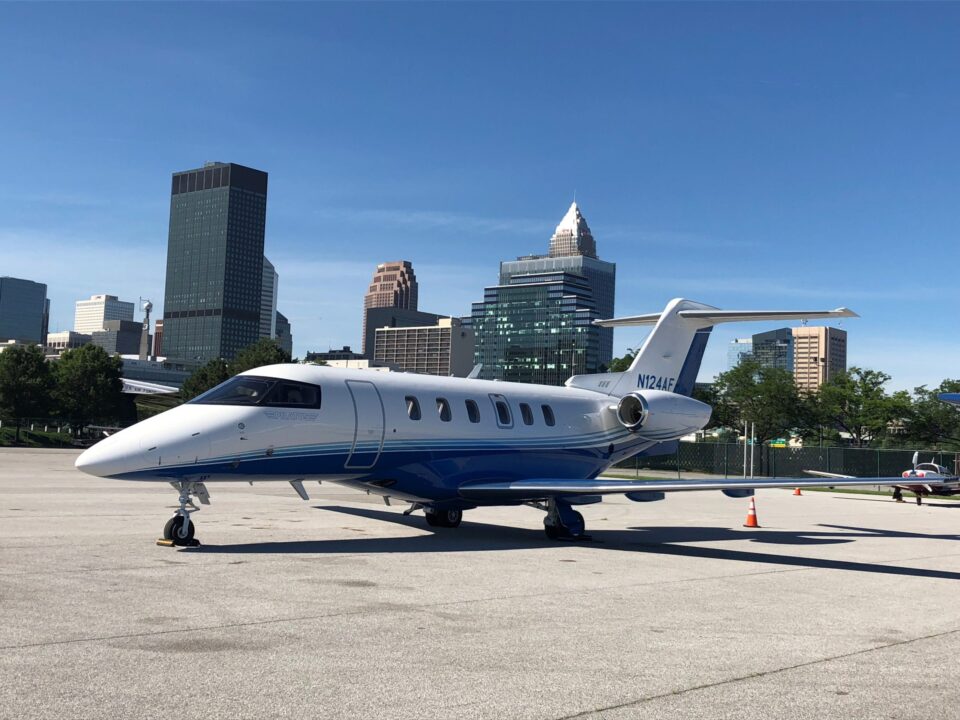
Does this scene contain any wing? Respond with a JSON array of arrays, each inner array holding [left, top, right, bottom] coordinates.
[[804, 470, 856, 479], [458, 475, 910, 502]]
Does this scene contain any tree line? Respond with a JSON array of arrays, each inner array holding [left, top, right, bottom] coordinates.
[[6, 337, 953, 451], [609, 351, 960, 450], [0, 338, 293, 444], [0, 344, 127, 442], [703, 361, 959, 450]]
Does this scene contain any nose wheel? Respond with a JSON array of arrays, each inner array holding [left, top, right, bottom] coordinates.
[[159, 481, 208, 547], [163, 514, 196, 545]]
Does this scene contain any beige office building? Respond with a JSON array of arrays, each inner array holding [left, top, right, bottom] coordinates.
[[792, 326, 847, 392], [374, 317, 474, 377], [74, 294, 135, 334]]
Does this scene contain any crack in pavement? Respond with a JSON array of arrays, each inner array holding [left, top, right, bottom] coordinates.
[[552, 626, 960, 719]]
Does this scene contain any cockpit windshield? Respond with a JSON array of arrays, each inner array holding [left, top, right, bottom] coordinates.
[[189, 375, 322, 408]]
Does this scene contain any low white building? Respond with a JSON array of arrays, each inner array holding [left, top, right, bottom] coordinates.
[[46, 331, 91, 354]]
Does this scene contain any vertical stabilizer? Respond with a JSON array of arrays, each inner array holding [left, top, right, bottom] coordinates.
[[608, 299, 718, 397], [566, 298, 857, 397]]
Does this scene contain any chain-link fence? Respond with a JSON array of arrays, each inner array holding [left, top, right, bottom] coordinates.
[[615, 442, 960, 478]]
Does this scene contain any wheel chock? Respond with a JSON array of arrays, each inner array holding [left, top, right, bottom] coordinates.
[[156, 538, 201, 547]]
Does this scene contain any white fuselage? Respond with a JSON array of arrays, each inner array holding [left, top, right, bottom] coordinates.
[[76, 364, 711, 506]]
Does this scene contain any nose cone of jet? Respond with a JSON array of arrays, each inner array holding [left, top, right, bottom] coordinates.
[[75, 432, 143, 478]]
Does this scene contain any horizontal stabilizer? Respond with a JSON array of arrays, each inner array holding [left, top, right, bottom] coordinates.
[[458, 475, 912, 501], [595, 307, 858, 328]]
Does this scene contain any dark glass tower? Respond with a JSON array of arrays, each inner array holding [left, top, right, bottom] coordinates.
[[751, 328, 794, 372], [471, 202, 615, 385], [472, 271, 599, 386], [0, 276, 48, 344], [161, 162, 268, 362]]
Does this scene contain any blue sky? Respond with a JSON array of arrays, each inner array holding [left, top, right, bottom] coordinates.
[[2, 2, 958, 390]]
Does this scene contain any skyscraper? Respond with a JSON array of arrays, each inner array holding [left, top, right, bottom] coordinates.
[[275, 311, 292, 357], [161, 162, 268, 362], [472, 271, 599, 385], [793, 326, 847, 392], [74, 294, 135, 334], [472, 202, 615, 384], [548, 201, 597, 258], [727, 338, 753, 369], [498, 203, 615, 367], [0, 276, 48, 344], [260, 256, 278, 340], [751, 328, 794, 372], [361, 261, 418, 356]]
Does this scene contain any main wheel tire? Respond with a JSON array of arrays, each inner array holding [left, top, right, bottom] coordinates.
[[571, 510, 584, 530], [425, 509, 463, 528], [544, 522, 561, 540], [166, 515, 195, 546]]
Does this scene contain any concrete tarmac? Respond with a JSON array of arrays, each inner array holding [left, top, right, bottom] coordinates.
[[2, 448, 959, 720]]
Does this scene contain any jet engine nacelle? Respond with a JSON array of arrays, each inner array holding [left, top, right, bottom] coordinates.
[[615, 390, 712, 438]]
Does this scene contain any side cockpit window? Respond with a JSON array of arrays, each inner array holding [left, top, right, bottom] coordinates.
[[266, 381, 321, 408], [190, 375, 321, 409]]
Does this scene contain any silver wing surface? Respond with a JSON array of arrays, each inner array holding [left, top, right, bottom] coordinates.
[[458, 475, 909, 502]]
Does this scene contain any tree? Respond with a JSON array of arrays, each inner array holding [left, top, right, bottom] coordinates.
[[904, 379, 960, 450], [712, 360, 802, 446], [181, 359, 230, 401], [53, 344, 124, 433], [0, 345, 54, 443], [607, 348, 637, 373], [231, 338, 292, 375], [816, 367, 904, 447]]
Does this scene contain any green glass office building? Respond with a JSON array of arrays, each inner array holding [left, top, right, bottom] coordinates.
[[471, 203, 615, 386], [472, 272, 599, 385], [161, 162, 267, 362]]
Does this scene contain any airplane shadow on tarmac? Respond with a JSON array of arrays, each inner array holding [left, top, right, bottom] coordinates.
[[194, 505, 960, 581]]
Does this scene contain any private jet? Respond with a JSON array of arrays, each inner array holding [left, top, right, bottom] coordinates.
[[76, 298, 915, 545]]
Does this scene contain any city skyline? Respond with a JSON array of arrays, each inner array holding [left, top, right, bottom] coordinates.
[[2, 3, 959, 390]]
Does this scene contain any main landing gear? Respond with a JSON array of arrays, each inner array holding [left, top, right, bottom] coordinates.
[[160, 481, 208, 547], [424, 507, 463, 528], [542, 498, 589, 541]]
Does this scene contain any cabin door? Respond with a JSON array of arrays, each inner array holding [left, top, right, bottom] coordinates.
[[344, 380, 385, 469]]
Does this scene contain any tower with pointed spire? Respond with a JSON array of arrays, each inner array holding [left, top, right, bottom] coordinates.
[[472, 201, 617, 384], [548, 202, 597, 259]]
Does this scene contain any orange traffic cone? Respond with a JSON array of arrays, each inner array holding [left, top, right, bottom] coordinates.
[[743, 497, 760, 528], [793, 487, 802, 496]]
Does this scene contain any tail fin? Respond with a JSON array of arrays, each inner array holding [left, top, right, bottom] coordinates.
[[566, 298, 857, 397]]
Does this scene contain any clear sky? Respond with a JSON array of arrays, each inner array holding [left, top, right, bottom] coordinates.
[[2, 2, 958, 390]]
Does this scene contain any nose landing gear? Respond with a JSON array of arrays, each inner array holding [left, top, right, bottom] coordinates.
[[159, 481, 209, 547]]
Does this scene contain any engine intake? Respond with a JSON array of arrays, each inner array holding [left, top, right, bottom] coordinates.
[[617, 393, 649, 431]]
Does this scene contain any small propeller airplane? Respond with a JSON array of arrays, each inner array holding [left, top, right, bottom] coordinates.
[[808, 451, 960, 506], [76, 298, 917, 545]]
